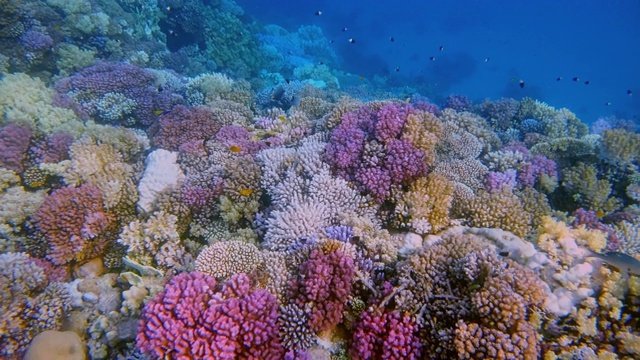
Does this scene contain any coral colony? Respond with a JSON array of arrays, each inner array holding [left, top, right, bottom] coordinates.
[[0, 0, 639, 360]]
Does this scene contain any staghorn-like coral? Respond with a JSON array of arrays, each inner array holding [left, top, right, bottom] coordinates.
[[395, 233, 546, 359], [136, 272, 284, 359]]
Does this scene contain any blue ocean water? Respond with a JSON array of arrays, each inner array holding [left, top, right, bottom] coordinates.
[[238, 0, 640, 123]]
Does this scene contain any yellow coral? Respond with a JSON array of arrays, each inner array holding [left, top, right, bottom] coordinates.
[[397, 173, 454, 234], [402, 110, 443, 165], [0, 73, 83, 135], [64, 140, 138, 212], [460, 188, 533, 238]]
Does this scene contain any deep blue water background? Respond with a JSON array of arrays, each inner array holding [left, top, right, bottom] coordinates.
[[237, 0, 640, 125]]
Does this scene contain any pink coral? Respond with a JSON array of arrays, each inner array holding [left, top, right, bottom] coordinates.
[[152, 105, 223, 151], [0, 123, 32, 173], [288, 248, 354, 332], [137, 272, 284, 359], [32, 184, 113, 265], [351, 310, 422, 360]]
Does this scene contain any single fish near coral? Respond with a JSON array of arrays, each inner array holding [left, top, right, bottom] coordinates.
[[239, 188, 253, 196], [587, 250, 640, 276], [229, 145, 242, 153]]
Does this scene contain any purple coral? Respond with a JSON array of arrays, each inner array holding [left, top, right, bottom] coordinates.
[[288, 248, 355, 332], [384, 138, 428, 183], [30, 132, 74, 163], [32, 184, 113, 265], [152, 105, 222, 150], [443, 94, 472, 112], [19, 30, 54, 52], [54, 62, 181, 127], [485, 170, 517, 192], [0, 123, 32, 173], [137, 272, 284, 359], [517, 155, 557, 188], [374, 103, 413, 143], [325, 103, 428, 202], [350, 310, 422, 360], [571, 208, 620, 251]]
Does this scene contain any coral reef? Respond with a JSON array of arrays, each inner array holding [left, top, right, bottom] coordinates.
[[136, 272, 284, 359]]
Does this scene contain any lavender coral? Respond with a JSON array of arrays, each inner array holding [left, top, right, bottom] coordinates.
[[54, 62, 182, 127], [0, 123, 32, 173], [136, 272, 284, 359]]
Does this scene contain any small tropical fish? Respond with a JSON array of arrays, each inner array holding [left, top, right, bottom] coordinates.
[[166, 6, 172, 11], [484, 57, 490, 62], [405, 98, 411, 103], [359, 75, 365, 80], [595, 209, 605, 218], [439, 45, 444, 51], [556, 76, 562, 81], [229, 145, 242, 153], [587, 251, 640, 276], [572, 77, 580, 82], [315, 11, 322, 16], [395, 67, 400, 72], [154, 109, 171, 116], [390, 37, 395, 42], [342, 27, 348, 32], [239, 188, 254, 196], [277, 115, 287, 122], [584, 80, 591, 85], [519, 80, 525, 88], [429, 56, 435, 61], [628, 90, 633, 96], [349, 38, 356, 44], [605, 102, 612, 106]]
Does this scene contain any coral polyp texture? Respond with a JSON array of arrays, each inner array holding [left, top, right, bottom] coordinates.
[[136, 271, 284, 359], [0, 1, 638, 359]]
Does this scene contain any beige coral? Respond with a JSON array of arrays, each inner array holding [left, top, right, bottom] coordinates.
[[195, 240, 263, 280]]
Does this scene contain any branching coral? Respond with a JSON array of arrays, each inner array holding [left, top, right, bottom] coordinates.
[[136, 272, 284, 359], [0, 252, 71, 359], [394, 173, 454, 234], [395, 234, 546, 359], [287, 247, 355, 332], [32, 184, 114, 265], [117, 210, 191, 272], [459, 187, 533, 237], [562, 162, 622, 214]]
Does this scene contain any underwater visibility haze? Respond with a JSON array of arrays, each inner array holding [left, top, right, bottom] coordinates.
[[0, 0, 639, 359]]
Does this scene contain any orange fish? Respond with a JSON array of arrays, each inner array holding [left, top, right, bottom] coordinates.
[[239, 188, 253, 196], [229, 145, 242, 153]]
